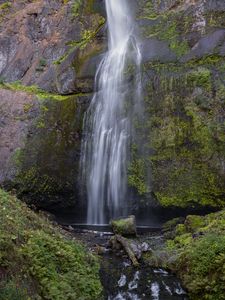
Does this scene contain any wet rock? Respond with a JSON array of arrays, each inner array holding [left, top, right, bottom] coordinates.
[[109, 236, 122, 251], [141, 242, 151, 252], [110, 215, 137, 237], [181, 29, 225, 62], [118, 274, 127, 287], [94, 245, 108, 255], [129, 241, 142, 260]]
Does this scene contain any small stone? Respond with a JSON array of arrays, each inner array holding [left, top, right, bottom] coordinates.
[[141, 242, 151, 252]]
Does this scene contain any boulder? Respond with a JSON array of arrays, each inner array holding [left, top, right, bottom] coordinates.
[[110, 215, 137, 237]]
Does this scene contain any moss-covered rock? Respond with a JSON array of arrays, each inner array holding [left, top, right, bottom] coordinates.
[[128, 0, 225, 210], [143, 210, 225, 299], [0, 84, 89, 211], [165, 211, 225, 300], [110, 215, 137, 237], [0, 189, 103, 299]]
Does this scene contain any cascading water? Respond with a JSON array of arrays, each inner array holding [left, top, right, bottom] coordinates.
[[80, 0, 142, 225]]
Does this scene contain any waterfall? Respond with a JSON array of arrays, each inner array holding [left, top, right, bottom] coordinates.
[[80, 0, 142, 225]]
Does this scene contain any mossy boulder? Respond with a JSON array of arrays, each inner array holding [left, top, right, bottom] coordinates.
[[110, 215, 137, 237], [165, 211, 225, 300]]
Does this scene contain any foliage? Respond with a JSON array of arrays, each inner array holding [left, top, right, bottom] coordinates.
[[0, 2, 11, 11], [0, 189, 102, 299], [71, 0, 82, 17], [165, 211, 225, 300]]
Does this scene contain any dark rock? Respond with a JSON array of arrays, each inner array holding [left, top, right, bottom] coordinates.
[[109, 236, 122, 251], [181, 29, 225, 62], [129, 241, 142, 259], [140, 38, 177, 63]]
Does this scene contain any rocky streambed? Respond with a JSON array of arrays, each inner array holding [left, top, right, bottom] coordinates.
[[67, 226, 188, 300]]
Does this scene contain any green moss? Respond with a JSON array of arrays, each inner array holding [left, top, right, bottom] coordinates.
[[163, 217, 185, 233], [110, 216, 136, 236], [139, 1, 158, 20], [0, 189, 102, 299], [184, 215, 205, 233], [0, 281, 28, 300], [140, 58, 225, 208], [140, 5, 190, 57], [146, 211, 225, 299], [164, 211, 225, 300], [175, 224, 186, 236], [11, 148, 23, 169], [188, 54, 224, 67], [187, 67, 211, 91], [0, 2, 11, 11], [15, 167, 63, 197], [0, 1, 11, 22], [54, 14, 105, 65], [0, 81, 71, 101], [10, 94, 85, 207], [128, 158, 150, 195], [71, 0, 82, 17]]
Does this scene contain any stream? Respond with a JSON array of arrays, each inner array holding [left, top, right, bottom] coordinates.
[[69, 226, 188, 300]]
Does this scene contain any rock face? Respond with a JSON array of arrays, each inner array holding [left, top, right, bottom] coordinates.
[[0, 85, 89, 210], [0, 0, 105, 94], [128, 0, 225, 211], [0, 0, 224, 214], [0, 0, 105, 210]]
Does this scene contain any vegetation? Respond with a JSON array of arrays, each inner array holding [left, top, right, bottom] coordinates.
[[0, 2, 11, 11], [0, 189, 102, 300], [0, 81, 71, 101], [143, 211, 225, 299], [165, 211, 225, 300]]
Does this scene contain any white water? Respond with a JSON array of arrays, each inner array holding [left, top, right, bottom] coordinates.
[[81, 0, 142, 224]]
